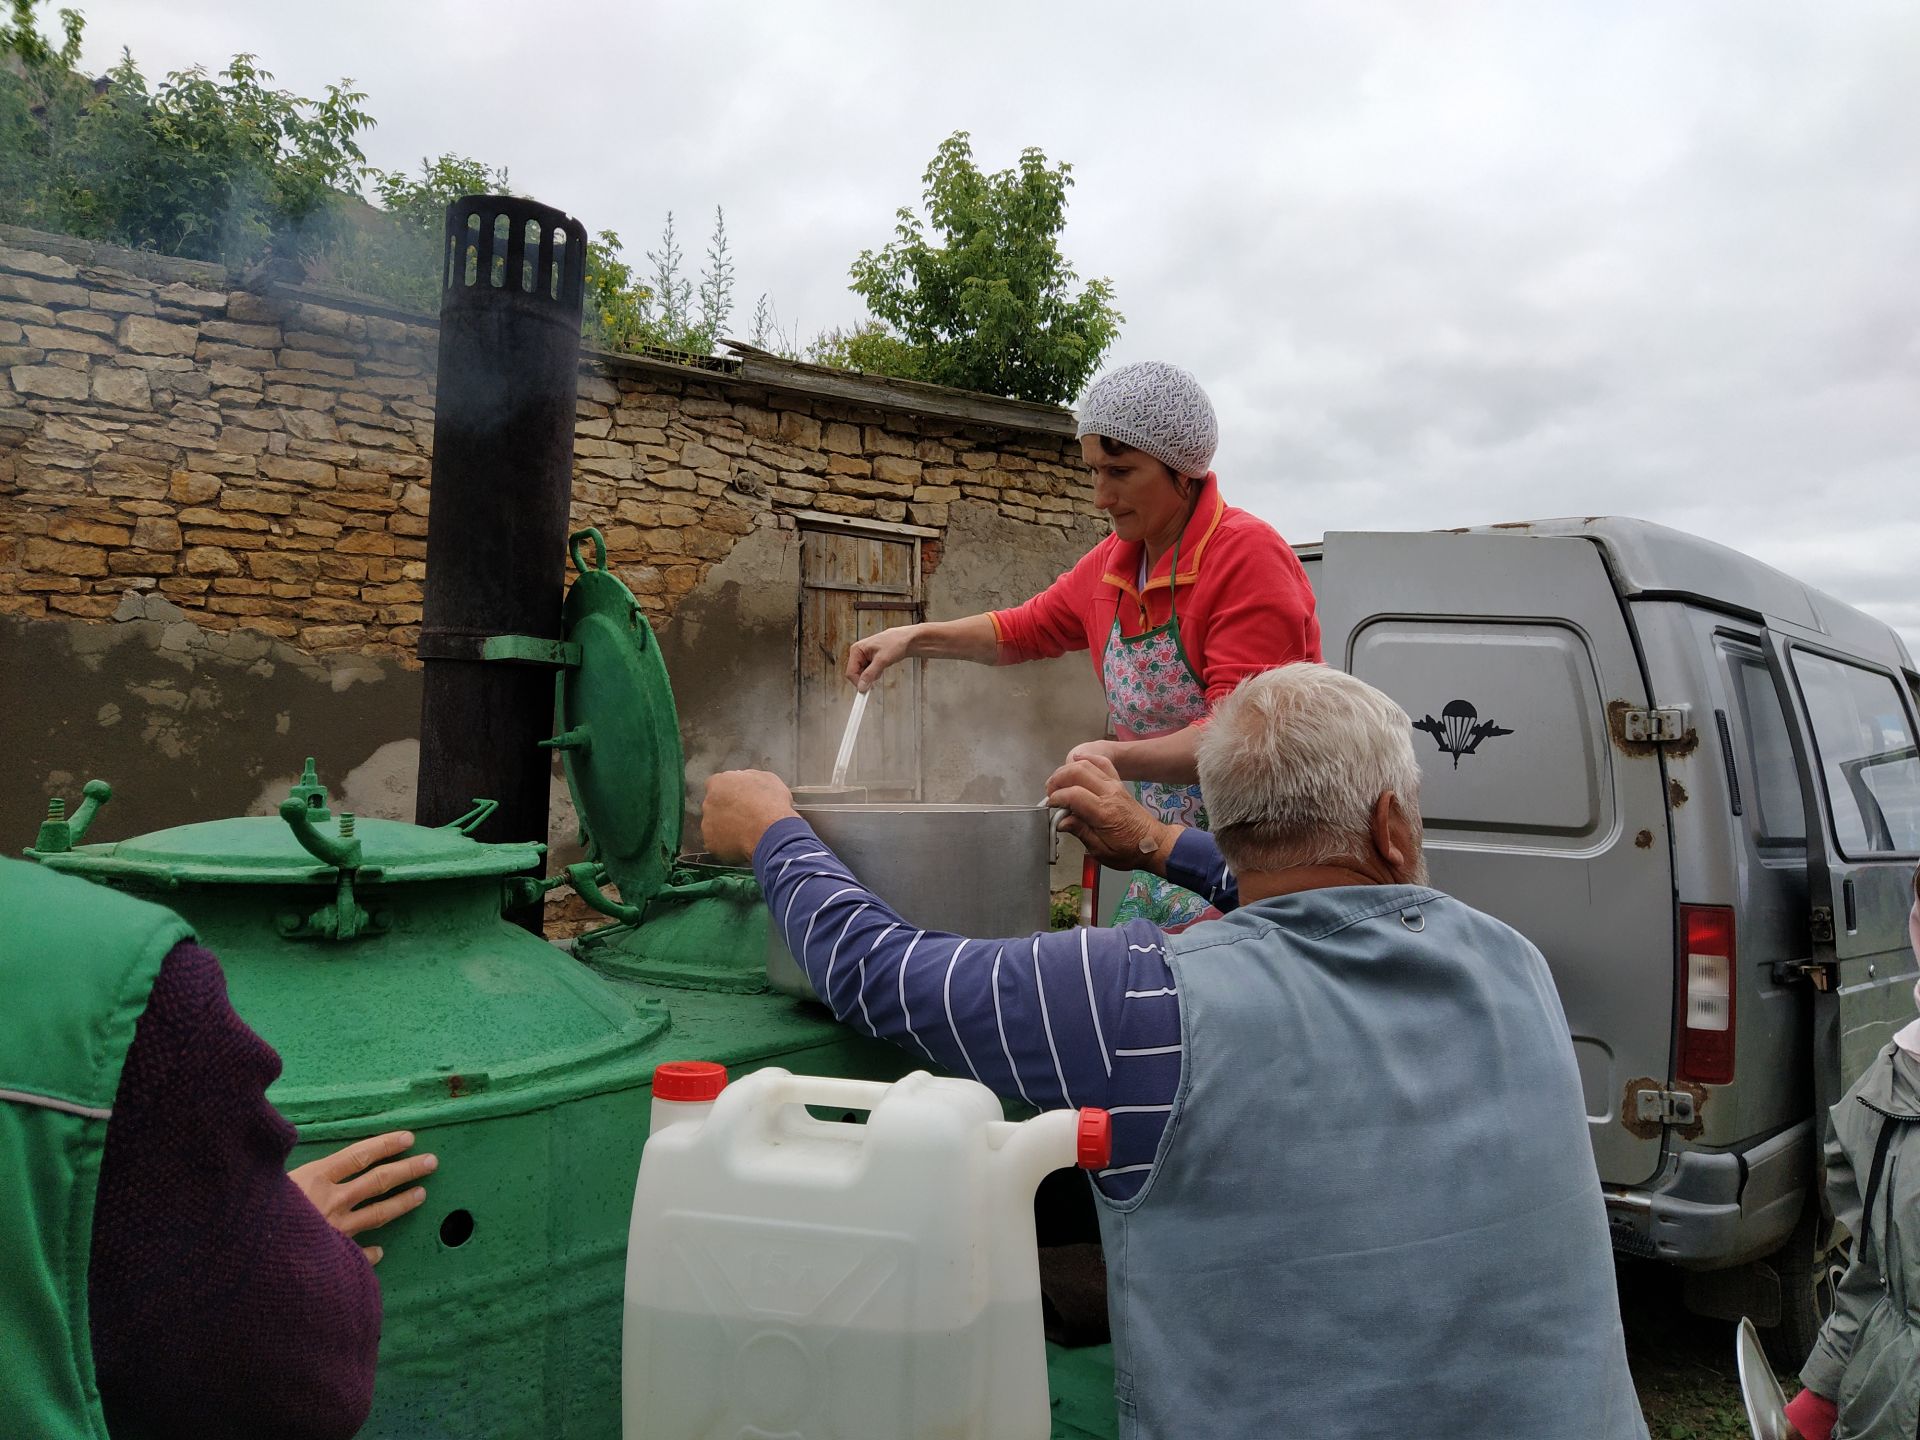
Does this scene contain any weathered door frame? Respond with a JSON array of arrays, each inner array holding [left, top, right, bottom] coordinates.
[[794, 513, 935, 799]]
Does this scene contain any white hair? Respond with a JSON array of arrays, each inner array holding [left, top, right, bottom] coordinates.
[[1197, 664, 1425, 877]]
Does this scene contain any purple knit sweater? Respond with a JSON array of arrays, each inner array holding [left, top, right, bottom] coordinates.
[[89, 941, 382, 1440]]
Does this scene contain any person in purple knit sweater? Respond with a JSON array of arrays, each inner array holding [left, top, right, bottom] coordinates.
[[88, 938, 437, 1440], [0, 852, 435, 1440]]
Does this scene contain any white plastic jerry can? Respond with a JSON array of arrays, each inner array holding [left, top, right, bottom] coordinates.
[[623, 1063, 1111, 1440]]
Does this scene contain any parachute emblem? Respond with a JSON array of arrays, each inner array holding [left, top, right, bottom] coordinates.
[[1413, 699, 1514, 769]]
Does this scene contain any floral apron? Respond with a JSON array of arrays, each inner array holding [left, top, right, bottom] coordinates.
[[1103, 542, 1220, 930]]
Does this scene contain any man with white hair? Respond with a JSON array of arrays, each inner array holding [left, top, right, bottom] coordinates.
[[701, 664, 1647, 1439]]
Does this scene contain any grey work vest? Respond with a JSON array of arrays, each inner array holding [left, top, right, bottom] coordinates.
[[1093, 884, 1647, 1440]]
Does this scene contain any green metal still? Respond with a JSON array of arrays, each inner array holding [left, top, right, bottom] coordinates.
[[24, 531, 1119, 1440]]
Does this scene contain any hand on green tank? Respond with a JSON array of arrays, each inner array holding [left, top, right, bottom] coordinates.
[[701, 770, 799, 862], [289, 1130, 438, 1265]]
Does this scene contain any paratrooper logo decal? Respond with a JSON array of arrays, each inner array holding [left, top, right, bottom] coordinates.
[[1413, 700, 1514, 769]]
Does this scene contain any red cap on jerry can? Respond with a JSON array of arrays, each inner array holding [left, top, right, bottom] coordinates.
[[653, 1061, 728, 1102], [1077, 1108, 1112, 1170]]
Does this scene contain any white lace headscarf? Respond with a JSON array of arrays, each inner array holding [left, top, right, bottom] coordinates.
[[1074, 362, 1219, 480]]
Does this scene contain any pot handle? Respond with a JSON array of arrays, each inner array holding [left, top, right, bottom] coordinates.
[[1045, 805, 1067, 865]]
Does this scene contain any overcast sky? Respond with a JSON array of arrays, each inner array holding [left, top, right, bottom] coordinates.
[[70, 0, 1920, 653]]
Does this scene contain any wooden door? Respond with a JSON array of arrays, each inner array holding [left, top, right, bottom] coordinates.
[[799, 528, 921, 797]]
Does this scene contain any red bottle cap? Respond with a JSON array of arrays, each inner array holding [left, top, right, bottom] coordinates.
[[1077, 1108, 1112, 1170], [653, 1061, 728, 1102]]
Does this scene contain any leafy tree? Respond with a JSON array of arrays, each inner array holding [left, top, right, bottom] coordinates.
[[0, 0, 87, 231], [845, 131, 1121, 403], [58, 52, 371, 263], [0, 0, 80, 71], [332, 158, 737, 357], [1, 2, 373, 264], [369, 152, 501, 229], [582, 226, 654, 352], [0, 2, 773, 359]]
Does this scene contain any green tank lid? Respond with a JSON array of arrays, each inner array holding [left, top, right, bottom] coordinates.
[[25, 761, 542, 888], [550, 528, 686, 916]]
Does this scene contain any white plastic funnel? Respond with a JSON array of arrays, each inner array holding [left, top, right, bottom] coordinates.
[[830, 688, 870, 788]]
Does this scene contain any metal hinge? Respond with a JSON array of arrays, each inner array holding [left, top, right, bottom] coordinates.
[[1809, 906, 1835, 944], [1634, 1088, 1698, 1127], [1621, 706, 1690, 744]]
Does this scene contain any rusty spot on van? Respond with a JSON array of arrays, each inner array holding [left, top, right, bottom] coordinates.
[[1634, 829, 1654, 849], [1607, 699, 1702, 759], [1621, 1078, 1707, 1141], [1668, 779, 1689, 808]]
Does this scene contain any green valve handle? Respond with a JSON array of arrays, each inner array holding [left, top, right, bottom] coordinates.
[[32, 779, 112, 855], [565, 861, 642, 925], [279, 797, 363, 870]]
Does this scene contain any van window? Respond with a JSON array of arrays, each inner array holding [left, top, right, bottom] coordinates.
[[1726, 652, 1806, 848], [1791, 651, 1920, 857]]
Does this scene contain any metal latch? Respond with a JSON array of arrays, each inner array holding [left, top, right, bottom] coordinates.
[[1621, 707, 1690, 744], [480, 635, 581, 668], [1634, 1088, 1698, 1126]]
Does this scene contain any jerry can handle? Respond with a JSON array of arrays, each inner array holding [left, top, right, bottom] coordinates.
[[762, 1073, 893, 1116]]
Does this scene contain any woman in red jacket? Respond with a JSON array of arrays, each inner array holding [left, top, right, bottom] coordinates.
[[846, 361, 1321, 926]]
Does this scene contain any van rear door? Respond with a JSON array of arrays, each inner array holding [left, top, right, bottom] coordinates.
[[1315, 531, 1674, 1187], [1765, 637, 1920, 1097]]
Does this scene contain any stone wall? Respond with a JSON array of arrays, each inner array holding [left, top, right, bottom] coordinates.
[[0, 224, 1095, 652], [0, 224, 1110, 888]]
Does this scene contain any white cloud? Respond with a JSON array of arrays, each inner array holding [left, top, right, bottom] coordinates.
[[66, 0, 1920, 653]]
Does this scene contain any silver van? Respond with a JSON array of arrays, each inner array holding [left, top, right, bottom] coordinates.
[[1299, 518, 1920, 1365]]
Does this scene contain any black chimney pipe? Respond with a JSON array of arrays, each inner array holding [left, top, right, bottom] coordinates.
[[416, 196, 587, 930]]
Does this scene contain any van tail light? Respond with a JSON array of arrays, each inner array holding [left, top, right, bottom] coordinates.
[[1678, 905, 1736, 1085]]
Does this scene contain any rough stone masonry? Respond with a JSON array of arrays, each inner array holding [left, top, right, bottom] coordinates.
[[0, 223, 1109, 872], [0, 225, 1101, 649]]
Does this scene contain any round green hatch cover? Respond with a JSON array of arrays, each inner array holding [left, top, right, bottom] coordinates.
[[27, 760, 542, 887], [554, 530, 685, 912]]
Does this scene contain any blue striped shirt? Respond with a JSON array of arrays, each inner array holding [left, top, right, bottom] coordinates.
[[753, 818, 1239, 1200]]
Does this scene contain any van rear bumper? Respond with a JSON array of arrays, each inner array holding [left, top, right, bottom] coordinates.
[[1602, 1119, 1814, 1267]]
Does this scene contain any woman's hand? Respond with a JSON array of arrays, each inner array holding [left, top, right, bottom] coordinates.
[[289, 1130, 437, 1265], [1068, 726, 1204, 786], [1066, 739, 1122, 769], [845, 626, 918, 691]]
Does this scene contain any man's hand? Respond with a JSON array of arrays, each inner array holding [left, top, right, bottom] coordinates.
[[1047, 754, 1179, 873], [702, 770, 799, 862], [289, 1130, 437, 1265]]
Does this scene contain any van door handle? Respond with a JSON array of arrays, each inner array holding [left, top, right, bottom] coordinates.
[[1843, 878, 1858, 934]]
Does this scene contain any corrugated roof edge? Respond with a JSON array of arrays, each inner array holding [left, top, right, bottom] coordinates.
[[577, 339, 1078, 439]]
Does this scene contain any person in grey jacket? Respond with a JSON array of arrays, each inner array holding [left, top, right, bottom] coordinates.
[[1785, 865, 1920, 1440], [704, 664, 1648, 1439]]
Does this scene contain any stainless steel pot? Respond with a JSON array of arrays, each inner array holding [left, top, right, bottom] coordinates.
[[766, 802, 1062, 1000]]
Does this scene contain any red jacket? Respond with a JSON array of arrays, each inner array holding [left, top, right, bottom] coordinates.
[[989, 473, 1322, 710]]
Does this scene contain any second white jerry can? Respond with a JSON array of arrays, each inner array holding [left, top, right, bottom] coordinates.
[[622, 1063, 1109, 1440]]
